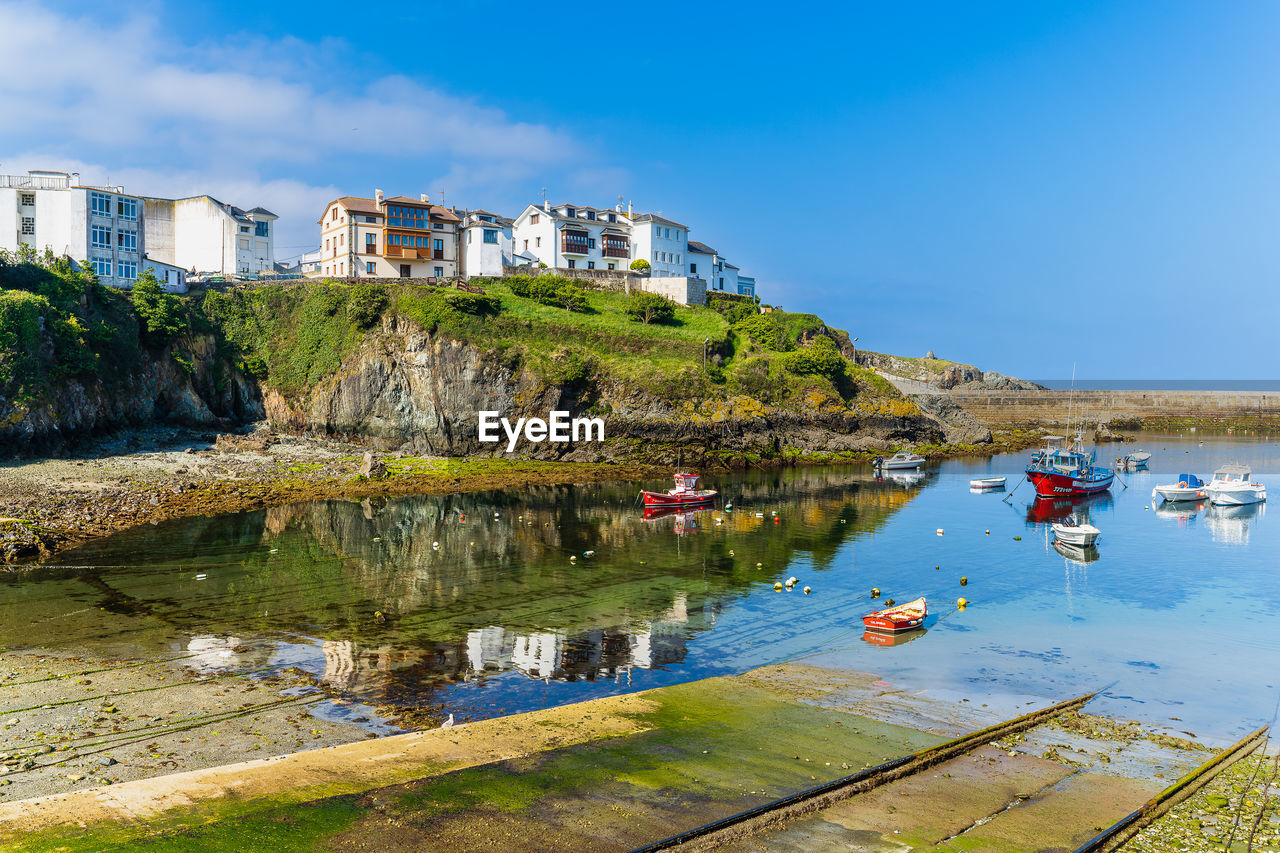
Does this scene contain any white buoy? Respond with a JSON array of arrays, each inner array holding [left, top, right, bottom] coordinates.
[[584, 550, 595, 557], [936, 529, 944, 536], [433, 541, 440, 548], [803, 586, 811, 595]]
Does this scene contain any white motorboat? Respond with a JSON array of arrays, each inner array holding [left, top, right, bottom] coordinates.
[[1152, 473, 1207, 503], [969, 476, 1007, 490], [874, 450, 925, 470], [1205, 464, 1267, 506], [1051, 518, 1100, 546]]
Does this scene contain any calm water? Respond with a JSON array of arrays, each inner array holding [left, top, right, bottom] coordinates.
[[5, 432, 1280, 740]]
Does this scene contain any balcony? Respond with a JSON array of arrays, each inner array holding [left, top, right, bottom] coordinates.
[[602, 246, 629, 259], [561, 238, 590, 256]]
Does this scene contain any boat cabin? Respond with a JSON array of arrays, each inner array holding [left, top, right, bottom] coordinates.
[[672, 472, 701, 491], [1211, 464, 1252, 484]]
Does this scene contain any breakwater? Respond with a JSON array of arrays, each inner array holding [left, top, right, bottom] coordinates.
[[943, 388, 1280, 428]]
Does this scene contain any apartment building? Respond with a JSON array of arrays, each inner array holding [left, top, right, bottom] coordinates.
[[629, 213, 689, 277], [143, 195, 276, 276], [510, 202, 632, 271], [454, 209, 513, 277], [318, 191, 460, 278], [0, 170, 146, 289]]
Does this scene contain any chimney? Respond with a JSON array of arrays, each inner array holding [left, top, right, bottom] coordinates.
[[627, 200, 633, 218], [375, 189, 384, 206], [615, 203, 622, 212], [420, 192, 430, 204], [543, 199, 550, 213]]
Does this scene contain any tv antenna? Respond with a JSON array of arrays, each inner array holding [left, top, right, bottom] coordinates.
[[541, 187, 548, 204]]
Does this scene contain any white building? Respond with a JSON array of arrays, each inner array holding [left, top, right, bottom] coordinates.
[[629, 213, 689, 277], [686, 240, 742, 293], [510, 202, 632, 272], [455, 209, 513, 277], [0, 170, 146, 288], [142, 256, 188, 292], [736, 274, 756, 297], [318, 192, 460, 279], [143, 195, 276, 277]]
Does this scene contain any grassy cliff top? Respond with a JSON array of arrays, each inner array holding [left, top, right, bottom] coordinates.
[[203, 276, 917, 417]]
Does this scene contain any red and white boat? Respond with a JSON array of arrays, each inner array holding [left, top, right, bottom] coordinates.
[[862, 597, 927, 633], [1025, 433, 1114, 498], [640, 472, 717, 507]]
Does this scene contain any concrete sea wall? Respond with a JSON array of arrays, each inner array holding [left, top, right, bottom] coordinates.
[[943, 389, 1280, 426]]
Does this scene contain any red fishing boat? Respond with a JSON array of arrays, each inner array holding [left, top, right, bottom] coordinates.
[[1025, 433, 1114, 498], [641, 472, 717, 507], [862, 597, 927, 633]]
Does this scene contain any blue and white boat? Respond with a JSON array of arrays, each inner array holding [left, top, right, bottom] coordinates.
[[1152, 474, 1206, 503]]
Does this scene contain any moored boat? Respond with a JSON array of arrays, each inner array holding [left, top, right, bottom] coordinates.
[[1119, 450, 1152, 469], [1025, 433, 1114, 498], [1205, 464, 1267, 506], [640, 472, 718, 507], [1051, 518, 1100, 546], [1152, 474, 1207, 503], [969, 476, 1007, 490], [873, 450, 925, 470], [862, 597, 927, 633]]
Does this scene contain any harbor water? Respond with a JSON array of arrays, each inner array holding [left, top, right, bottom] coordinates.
[[4, 431, 1279, 741]]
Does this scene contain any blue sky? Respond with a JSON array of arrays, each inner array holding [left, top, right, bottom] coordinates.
[[3, 1, 1278, 379]]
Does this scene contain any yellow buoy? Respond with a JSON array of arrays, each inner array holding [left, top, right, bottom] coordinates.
[[804, 586, 812, 595], [884, 598, 896, 607], [729, 550, 735, 556], [774, 582, 783, 591], [871, 587, 880, 598], [984, 530, 990, 535], [960, 577, 968, 586], [1013, 536, 1022, 541], [957, 597, 968, 608]]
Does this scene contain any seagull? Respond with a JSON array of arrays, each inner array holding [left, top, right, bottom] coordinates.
[[440, 713, 454, 729]]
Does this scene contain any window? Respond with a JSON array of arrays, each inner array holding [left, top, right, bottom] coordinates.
[[432, 222, 443, 229], [586, 211, 595, 220], [339, 262, 344, 275], [20, 217, 34, 235], [117, 260, 137, 280], [364, 216, 376, 223], [91, 257, 111, 277], [91, 225, 111, 248], [664, 228, 670, 238], [434, 266, 443, 277], [326, 238, 331, 252], [19, 193, 34, 206], [566, 207, 575, 218], [676, 254, 680, 264], [433, 238, 443, 252], [690, 263, 697, 274], [90, 192, 111, 217], [117, 230, 137, 252], [239, 226, 250, 233], [366, 234, 376, 252], [255, 221, 269, 237], [117, 198, 137, 221], [366, 262, 376, 274], [652, 250, 657, 260], [523, 239, 528, 250], [340, 233, 345, 246], [535, 236, 541, 247], [587, 261, 595, 269], [587, 238, 596, 249], [567, 259, 576, 269], [719, 277, 724, 288], [607, 263, 615, 270], [530, 214, 540, 224], [483, 229, 498, 243], [607, 213, 616, 223]]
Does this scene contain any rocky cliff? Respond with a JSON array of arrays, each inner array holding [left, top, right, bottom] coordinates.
[[261, 317, 943, 465], [0, 333, 263, 452], [854, 351, 1043, 391]]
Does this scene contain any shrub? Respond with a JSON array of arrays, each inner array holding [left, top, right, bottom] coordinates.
[[130, 270, 186, 342], [624, 291, 675, 325], [629, 258, 650, 271], [445, 290, 501, 316], [707, 293, 757, 325], [780, 336, 847, 381], [507, 274, 588, 312], [348, 282, 388, 327]]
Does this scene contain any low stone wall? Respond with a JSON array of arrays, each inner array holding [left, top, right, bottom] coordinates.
[[946, 389, 1280, 427], [640, 276, 706, 306]]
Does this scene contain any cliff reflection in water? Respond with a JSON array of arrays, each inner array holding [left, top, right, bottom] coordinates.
[[4, 466, 921, 707]]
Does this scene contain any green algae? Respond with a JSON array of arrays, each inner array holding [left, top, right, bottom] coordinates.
[[4, 674, 944, 851]]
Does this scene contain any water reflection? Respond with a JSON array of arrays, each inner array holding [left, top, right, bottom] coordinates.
[[1153, 501, 1204, 525], [1053, 540, 1100, 565], [1204, 502, 1265, 545], [1026, 492, 1113, 524]]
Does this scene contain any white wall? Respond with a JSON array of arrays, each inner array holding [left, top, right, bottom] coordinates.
[[461, 223, 510, 277], [640, 276, 706, 306], [632, 220, 688, 277], [687, 248, 713, 282]]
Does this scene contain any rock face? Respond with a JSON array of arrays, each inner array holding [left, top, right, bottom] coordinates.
[[854, 350, 1043, 392], [912, 395, 993, 445], [261, 317, 943, 465], [0, 333, 263, 453]]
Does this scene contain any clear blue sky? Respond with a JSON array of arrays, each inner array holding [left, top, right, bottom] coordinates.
[[4, 0, 1278, 379]]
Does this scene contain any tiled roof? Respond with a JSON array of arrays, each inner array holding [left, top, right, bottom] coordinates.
[[332, 196, 382, 215], [687, 240, 717, 255], [384, 195, 430, 206], [633, 212, 689, 229], [247, 206, 277, 218], [429, 205, 461, 222]]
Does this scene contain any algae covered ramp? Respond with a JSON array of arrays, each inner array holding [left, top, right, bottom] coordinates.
[[630, 690, 1098, 852]]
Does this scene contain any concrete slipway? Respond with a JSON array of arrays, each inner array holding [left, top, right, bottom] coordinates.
[[0, 664, 1209, 852]]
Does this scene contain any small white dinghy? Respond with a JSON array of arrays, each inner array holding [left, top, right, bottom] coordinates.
[[969, 476, 1007, 490], [1051, 518, 1100, 546]]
